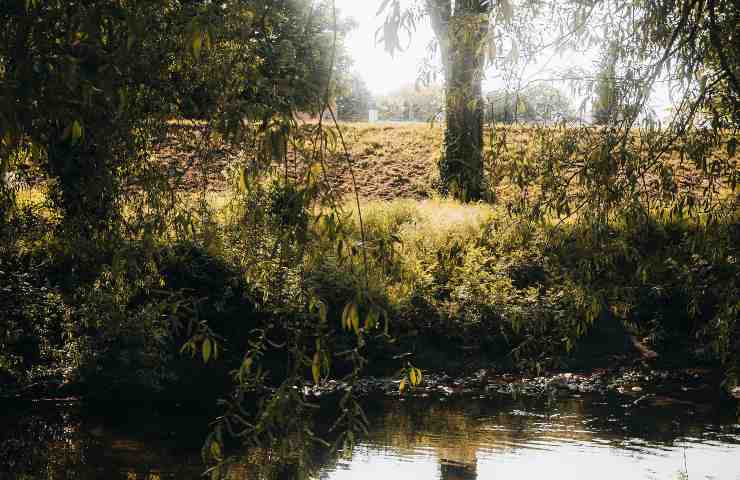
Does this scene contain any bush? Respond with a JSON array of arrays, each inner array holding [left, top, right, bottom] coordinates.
[[320, 198, 739, 375], [0, 258, 68, 390]]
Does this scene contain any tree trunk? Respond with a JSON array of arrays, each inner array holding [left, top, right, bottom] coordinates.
[[436, 0, 487, 201], [441, 459, 477, 480], [46, 127, 118, 237]]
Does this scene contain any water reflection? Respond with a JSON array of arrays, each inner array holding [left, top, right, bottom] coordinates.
[[324, 395, 740, 480], [0, 401, 206, 479], [1, 394, 739, 480]]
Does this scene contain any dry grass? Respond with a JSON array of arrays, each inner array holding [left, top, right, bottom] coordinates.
[[358, 197, 497, 239], [21, 122, 734, 218], [155, 121, 735, 207], [328, 123, 444, 200]]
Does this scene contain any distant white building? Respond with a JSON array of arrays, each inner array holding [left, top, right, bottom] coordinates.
[[368, 108, 379, 122]]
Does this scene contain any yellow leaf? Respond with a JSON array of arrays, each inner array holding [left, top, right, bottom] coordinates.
[[342, 302, 358, 332], [410, 368, 422, 386], [399, 378, 406, 394]]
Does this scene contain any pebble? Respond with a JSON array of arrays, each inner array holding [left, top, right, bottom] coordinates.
[[439, 386, 454, 396], [296, 368, 719, 403]]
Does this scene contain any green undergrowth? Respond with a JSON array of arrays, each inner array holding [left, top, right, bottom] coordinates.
[[1, 194, 738, 402], [314, 198, 739, 377]]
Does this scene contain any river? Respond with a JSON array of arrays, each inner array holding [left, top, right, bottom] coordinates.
[[1, 391, 739, 479]]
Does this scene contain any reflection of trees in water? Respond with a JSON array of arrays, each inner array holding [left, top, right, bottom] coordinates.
[[0, 395, 733, 480], [0, 405, 89, 479], [0, 404, 208, 480], [352, 394, 733, 480], [440, 459, 477, 480], [226, 435, 336, 480]]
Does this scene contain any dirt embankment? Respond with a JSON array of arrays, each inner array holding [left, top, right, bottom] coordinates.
[[323, 123, 442, 200], [155, 121, 735, 204], [154, 121, 443, 198]]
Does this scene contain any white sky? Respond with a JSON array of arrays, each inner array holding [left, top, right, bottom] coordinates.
[[335, 0, 598, 95], [335, 0, 672, 118], [336, 0, 436, 96]]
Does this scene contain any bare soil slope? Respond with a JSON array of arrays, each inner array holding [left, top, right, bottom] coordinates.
[[154, 122, 443, 198]]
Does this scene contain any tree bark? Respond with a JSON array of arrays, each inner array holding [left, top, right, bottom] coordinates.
[[432, 0, 488, 200]]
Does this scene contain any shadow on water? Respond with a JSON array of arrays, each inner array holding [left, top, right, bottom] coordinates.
[[1, 393, 739, 480], [0, 400, 208, 479]]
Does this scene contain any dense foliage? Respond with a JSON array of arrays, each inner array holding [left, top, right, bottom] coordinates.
[[485, 85, 574, 124], [376, 83, 445, 122], [336, 73, 374, 122], [0, 0, 738, 478]]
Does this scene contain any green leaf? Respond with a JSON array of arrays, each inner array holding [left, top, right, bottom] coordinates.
[[179, 340, 192, 354], [210, 440, 222, 459], [64, 120, 83, 144], [191, 30, 203, 59], [202, 337, 212, 363]]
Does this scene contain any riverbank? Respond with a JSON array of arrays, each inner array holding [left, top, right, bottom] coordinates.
[[4, 360, 738, 408], [2, 196, 738, 406]]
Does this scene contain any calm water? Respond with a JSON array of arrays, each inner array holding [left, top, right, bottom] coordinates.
[[1, 393, 739, 480]]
